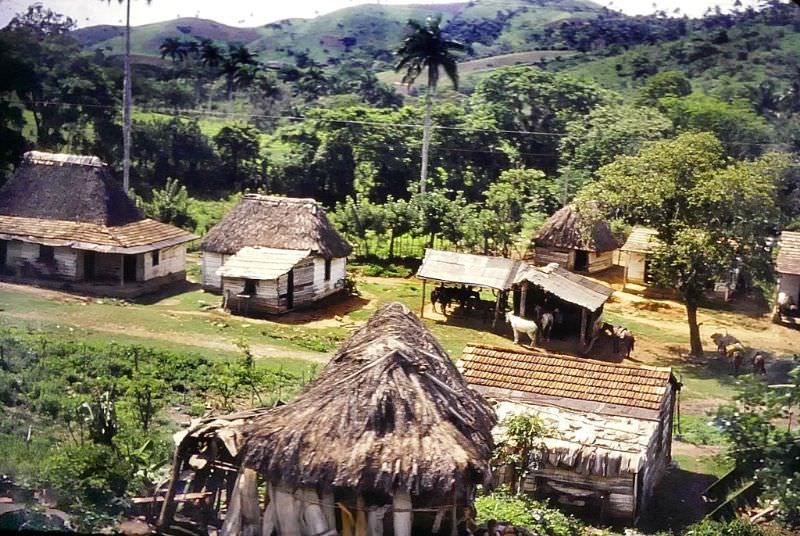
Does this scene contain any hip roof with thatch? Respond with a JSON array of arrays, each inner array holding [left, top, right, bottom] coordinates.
[[533, 205, 619, 253], [242, 303, 497, 496], [200, 194, 352, 259], [0, 151, 143, 226], [0, 152, 196, 251]]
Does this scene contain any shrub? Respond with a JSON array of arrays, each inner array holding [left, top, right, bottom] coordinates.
[[474, 490, 584, 536]]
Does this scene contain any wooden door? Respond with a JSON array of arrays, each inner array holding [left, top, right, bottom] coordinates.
[[84, 251, 96, 281], [574, 250, 589, 271], [123, 255, 137, 282], [286, 269, 294, 309], [0, 240, 6, 272]]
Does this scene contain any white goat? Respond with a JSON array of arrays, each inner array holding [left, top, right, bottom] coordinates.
[[506, 312, 538, 346]]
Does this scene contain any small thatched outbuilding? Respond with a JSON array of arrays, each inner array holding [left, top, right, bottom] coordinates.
[[776, 231, 800, 321], [200, 194, 352, 315], [527, 205, 618, 273], [0, 151, 196, 297], [179, 303, 496, 536], [619, 227, 661, 286]]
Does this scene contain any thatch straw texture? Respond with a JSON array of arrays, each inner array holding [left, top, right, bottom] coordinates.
[[534, 205, 618, 253], [201, 194, 352, 258], [242, 303, 496, 496], [0, 151, 142, 226]]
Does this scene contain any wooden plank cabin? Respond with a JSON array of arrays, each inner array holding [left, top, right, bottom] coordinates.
[[620, 227, 660, 286], [459, 344, 679, 525], [159, 303, 497, 535], [200, 194, 352, 316], [0, 151, 196, 298], [776, 231, 800, 323], [527, 205, 619, 274]]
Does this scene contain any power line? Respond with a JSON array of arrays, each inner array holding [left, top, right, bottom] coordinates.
[[7, 98, 795, 149]]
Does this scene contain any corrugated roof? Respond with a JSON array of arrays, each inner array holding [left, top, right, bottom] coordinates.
[[777, 231, 800, 275], [460, 344, 674, 415], [621, 227, 661, 254], [0, 214, 196, 253], [416, 249, 525, 290], [515, 263, 613, 312], [216, 247, 311, 280]]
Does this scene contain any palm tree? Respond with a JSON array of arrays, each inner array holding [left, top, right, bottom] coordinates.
[[159, 37, 185, 62], [395, 16, 464, 194], [104, 0, 152, 191], [199, 39, 224, 68]]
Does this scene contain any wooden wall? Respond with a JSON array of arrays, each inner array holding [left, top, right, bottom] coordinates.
[[5, 240, 79, 280], [312, 256, 346, 298], [623, 251, 647, 284], [142, 245, 186, 281], [533, 247, 571, 268], [638, 386, 676, 520], [223, 258, 316, 315], [587, 250, 615, 273], [522, 465, 636, 521], [779, 273, 800, 303], [201, 252, 227, 291]]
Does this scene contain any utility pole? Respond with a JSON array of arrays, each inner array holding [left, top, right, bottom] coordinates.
[[122, 0, 132, 191]]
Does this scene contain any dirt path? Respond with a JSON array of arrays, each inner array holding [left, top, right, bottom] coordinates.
[[1, 310, 331, 363]]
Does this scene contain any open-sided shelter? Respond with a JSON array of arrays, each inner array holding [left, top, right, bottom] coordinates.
[[620, 227, 661, 286], [527, 205, 619, 273], [776, 231, 800, 321], [200, 194, 352, 315], [0, 151, 196, 297], [204, 303, 496, 535], [459, 344, 679, 524], [416, 248, 525, 324], [513, 263, 614, 345]]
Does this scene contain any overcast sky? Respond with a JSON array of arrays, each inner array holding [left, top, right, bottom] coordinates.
[[0, 0, 765, 29]]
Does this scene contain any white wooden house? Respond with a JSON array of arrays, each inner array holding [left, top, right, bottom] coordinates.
[[620, 227, 661, 286], [200, 195, 352, 315], [0, 152, 196, 297]]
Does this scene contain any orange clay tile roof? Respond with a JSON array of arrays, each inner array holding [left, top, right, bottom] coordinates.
[[460, 344, 674, 413], [0, 214, 196, 253]]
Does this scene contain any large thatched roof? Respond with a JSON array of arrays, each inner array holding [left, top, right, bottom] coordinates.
[[242, 303, 497, 496], [0, 151, 142, 226], [201, 194, 352, 258], [533, 205, 619, 253]]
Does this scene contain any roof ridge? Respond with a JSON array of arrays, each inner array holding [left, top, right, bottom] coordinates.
[[462, 343, 673, 375]]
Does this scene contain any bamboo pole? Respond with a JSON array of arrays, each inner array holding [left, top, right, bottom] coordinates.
[[355, 496, 367, 536], [420, 279, 427, 318], [221, 471, 244, 536], [393, 492, 412, 536]]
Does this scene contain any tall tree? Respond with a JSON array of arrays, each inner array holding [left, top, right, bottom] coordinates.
[[395, 16, 464, 194], [581, 132, 789, 356]]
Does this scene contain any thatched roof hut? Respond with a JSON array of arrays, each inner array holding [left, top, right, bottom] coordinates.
[[0, 152, 195, 297], [201, 194, 351, 258], [200, 196, 352, 314], [201, 303, 496, 535], [528, 205, 619, 273]]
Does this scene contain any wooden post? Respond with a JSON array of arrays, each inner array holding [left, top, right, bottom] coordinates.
[[492, 291, 503, 329], [520, 283, 527, 318], [355, 495, 367, 536], [157, 443, 186, 530], [300, 488, 329, 535], [240, 469, 261, 536], [580, 308, 588, 346], [420, 279, 427, 318], [119, 255, 125, 287], [450, 489, 458, 536], [393, 491, 412, 536], [274, 484, 301, 536], [321, 490, 336, 530], [221, 471, 244, 536]]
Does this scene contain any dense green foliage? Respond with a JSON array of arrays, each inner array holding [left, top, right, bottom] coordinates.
[[474, 490, 584, 536], [716, 358, 800, 528], [0, 327, 311, 528]]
